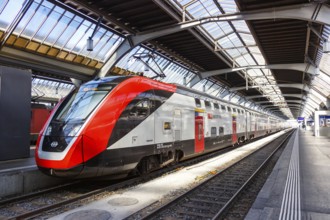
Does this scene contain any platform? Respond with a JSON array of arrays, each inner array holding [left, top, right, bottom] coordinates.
[[49, 130, 290, 220], [0, 147, 67, 199], [0, 148, 36, 173], [246, 129, 330, 220]]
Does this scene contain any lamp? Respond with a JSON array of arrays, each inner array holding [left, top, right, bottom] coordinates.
[[87, 37, 93, 51]]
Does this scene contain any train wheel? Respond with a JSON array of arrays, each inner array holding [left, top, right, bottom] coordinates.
[[137, 156, 160, 176], [171, 150, 181, 166]]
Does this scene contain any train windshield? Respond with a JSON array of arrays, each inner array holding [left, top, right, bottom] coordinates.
[[56, 83, 114, 122]]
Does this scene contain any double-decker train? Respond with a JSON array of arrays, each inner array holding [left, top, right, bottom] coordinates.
[[36, 76, 286, 178]]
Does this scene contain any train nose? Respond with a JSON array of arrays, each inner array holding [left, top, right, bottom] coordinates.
[[38, 165, 84, 178]]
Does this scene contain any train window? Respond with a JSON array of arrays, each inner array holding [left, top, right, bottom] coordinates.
[[211, 127, 217, 137], [221, 105, 226, 111], [227, 107, 232, 112], [164, 122, 171, 130], [214, 103, 219, 110], [205, 101, 211, 108], [219, 127, 224, 136], [195, 98, 201, 107], [129, 99, 150, 118], [198, 123, 203, 140]]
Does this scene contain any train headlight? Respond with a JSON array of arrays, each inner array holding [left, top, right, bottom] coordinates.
[[68, 124, 82, 137], [45, 126, 52, 136]]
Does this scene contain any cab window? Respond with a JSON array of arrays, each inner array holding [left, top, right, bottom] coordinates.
[[130, 99, 150, 118]]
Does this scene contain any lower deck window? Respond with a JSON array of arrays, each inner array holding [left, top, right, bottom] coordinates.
[[219, 127, 224, 136], [211, 127, 217, 137]]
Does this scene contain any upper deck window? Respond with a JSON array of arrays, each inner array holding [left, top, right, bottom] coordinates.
[[195, 98, 201, 107], [205, 101, 211, 108]]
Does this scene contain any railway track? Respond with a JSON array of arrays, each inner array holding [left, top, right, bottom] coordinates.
[[133, 129, 294, 220], [0, 131, 284, 219]]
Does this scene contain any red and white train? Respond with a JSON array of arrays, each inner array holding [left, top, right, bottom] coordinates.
[[36, 76, 286, 178]]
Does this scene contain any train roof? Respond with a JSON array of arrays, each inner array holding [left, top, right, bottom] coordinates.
[[94, 76, 283, 120]]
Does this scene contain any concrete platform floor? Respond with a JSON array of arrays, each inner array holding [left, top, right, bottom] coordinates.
[[0, 147, 67, 198], [0, 147, 36, 173], [246, 129, 330, 220]]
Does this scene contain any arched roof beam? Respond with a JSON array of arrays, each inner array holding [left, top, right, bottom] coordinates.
[[246, 94, 305, 100], [256, 100, 303, 104], [132, 3, 330, 44], [229, 83, 310, 92], [98, 3, 330, 77], [264, 103, 304, 108], [188, 63, 318, 87]]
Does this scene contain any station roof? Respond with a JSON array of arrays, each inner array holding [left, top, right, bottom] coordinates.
[[1, 0, 330, 119]]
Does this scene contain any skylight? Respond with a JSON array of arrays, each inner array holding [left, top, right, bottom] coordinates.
[[169, 0, 294, 118]]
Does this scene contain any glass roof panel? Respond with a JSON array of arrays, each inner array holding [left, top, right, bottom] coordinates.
[[312, 82, 329, 98], [65, 20, 92, 51], [220, 0, 238, 13], [242, 54, 256, 65], [235, 56, 248, 66], [252, 54, 266, 65], [43, 11, 72, 44], [32, 77, 74, 101], [21, 1, 54, 38], [239, 33, 256, 45], [15, 2, 40, 34], [0, 0, 24, 30], [55, 16, 84, 48], [34, 6, 68, 42], [0, 0, 124, 67], [310, 89, 326, 103], [231, 20, 250, 32]]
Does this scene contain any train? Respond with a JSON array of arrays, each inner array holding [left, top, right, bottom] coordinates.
[[30, 103, 52, 144], [35, 76, 287, 178]]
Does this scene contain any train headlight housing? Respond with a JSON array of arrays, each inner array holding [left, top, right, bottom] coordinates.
[[45, 126, 52, 136], [68, 124, 82, 137]]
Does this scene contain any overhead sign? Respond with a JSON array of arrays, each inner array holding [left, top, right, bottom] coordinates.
[[297, 117, 304, 121]]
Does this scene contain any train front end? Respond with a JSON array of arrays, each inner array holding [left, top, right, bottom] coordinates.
[[35, 77, 122, 178]]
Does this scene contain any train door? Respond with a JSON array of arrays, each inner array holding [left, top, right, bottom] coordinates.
[[245, 111, 249, 139], [195, 115, 204, 153], [255, 115, 258, 137], [232, 115, 238, 144], [173, 109, 182, 142]]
